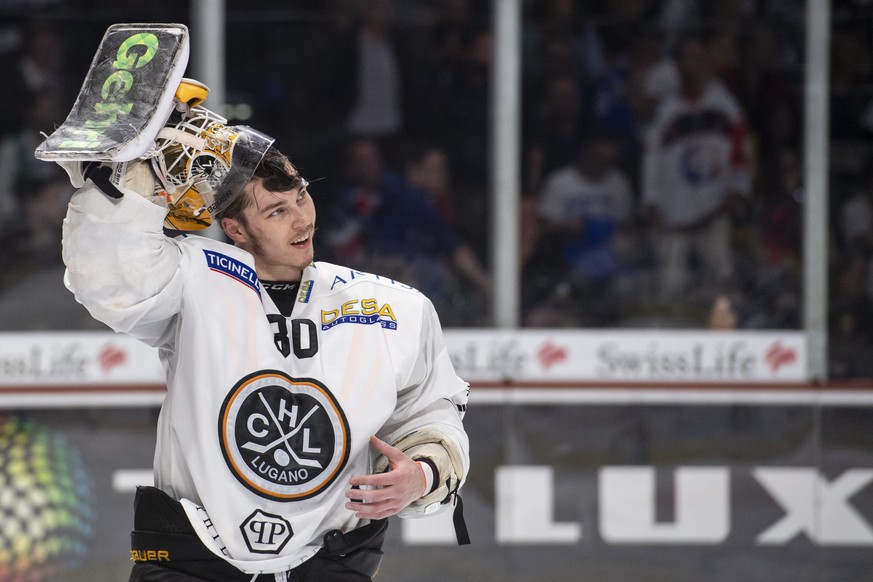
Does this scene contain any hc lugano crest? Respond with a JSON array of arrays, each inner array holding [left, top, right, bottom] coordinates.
[[219, 370, 350, 501]]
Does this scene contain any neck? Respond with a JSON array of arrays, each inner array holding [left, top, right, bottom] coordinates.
[[235, 242, 308, 282], [256, 264, 306, 282]]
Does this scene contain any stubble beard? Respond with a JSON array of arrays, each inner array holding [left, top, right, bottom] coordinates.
[[250, 236, 314, 280]]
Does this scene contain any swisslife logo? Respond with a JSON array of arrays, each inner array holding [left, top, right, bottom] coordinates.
[[444, 331, 807, 384], [98, 344, 127, 373], [536, 340, 568, 371], [764, 341, 797, 374], [593, 335, 804, 381]]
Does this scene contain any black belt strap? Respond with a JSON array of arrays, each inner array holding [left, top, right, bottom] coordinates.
[[320, 519, 387, 557], [453, 495, 470, 545], [318, 519, 387, 578]]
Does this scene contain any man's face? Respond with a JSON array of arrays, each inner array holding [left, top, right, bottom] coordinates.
[[348, 140, 383, 190], [224, 174, 316, 281], [677, 39, 709, 86]]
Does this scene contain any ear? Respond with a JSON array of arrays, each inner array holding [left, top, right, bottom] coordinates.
[[221, 216, 248, 245]]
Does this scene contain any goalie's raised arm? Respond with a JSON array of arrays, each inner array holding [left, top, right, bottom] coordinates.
[[61, 171, 182, 344]]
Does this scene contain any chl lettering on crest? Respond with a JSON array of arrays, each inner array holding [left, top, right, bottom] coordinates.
[[242, 392, 325, 472]]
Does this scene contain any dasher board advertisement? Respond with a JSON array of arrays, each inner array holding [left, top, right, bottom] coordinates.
[[0, 329, 813, 408]]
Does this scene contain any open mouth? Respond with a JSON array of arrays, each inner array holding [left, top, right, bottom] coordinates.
[[291, 233, 311, 247]]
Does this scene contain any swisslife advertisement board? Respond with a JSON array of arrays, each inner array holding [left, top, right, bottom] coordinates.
[[0, 329, 810, 405], [0, 331, 165, 406], [446, 329, 806, 385]]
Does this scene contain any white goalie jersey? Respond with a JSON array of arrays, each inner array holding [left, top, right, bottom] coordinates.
[[62, 182, 470, 574]]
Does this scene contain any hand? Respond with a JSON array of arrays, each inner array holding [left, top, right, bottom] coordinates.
[[345, 436, 426, 520]]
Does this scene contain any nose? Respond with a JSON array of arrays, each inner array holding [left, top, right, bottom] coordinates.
[[290, 201, 312, 231]]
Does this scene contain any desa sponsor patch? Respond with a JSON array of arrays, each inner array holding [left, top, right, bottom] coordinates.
[[320, 298, 397, 331]]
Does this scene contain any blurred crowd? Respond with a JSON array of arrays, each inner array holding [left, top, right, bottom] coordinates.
[[0, 0, 872, 376]]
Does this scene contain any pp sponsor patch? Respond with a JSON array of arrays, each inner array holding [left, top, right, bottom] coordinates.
[[240, 509, 293, 554], [203, 250, 260, 297]]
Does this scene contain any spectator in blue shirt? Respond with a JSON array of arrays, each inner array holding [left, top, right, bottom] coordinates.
[[327, 137, 490, 324]]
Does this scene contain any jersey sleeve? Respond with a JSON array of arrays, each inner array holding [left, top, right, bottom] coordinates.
[[378, 297, 470, 480], [62, 181, 183, 347]]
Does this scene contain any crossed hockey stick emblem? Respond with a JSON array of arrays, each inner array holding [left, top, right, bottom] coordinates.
[[241, 392, 324, 469]]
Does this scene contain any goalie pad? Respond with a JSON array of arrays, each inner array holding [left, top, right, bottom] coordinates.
[[35, 23, 189, 163], [373, 427, 465, 518]]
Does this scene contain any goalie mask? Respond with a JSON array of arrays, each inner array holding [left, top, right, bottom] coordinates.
[[153, 107, 274, 230]]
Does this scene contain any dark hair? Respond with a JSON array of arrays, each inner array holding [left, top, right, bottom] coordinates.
[[219, 147, 304, 223]]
